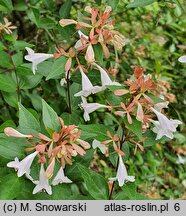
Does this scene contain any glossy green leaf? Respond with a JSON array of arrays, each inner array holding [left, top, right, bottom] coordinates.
[[78, 164, 109, 200], [0, 51, 13, 69], [46, 57, 67, 80], [0, 74, 17, 92], [42, 99, 61, 133], [59, 0, 72, 18], [124, 116, 142, 139], [27, 8, 40, 26], [0, 0, 13, 12], [61, 112, 81, 125], [0, 134, 26, 159], [12, 52, 23, 67], [143, 130, 158, 147], [0, 174, 23, 199], [13, 41, 34, 50], [17, 66, 43, 90], [94, 44, 103, 65], [79, 124, 114, 141], [2, 91, 18, 108], [19, 103, 40, 131], [114, 182, 149, 200], [0, 120, 16, 133], [39, 17, 56, 29]]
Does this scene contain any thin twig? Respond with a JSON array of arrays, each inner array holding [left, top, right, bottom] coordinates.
[[109, 127, 125, 200], [66, 70, 72, 114]]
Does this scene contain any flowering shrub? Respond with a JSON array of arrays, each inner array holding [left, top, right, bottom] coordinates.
[[0, 1, 184, 200]]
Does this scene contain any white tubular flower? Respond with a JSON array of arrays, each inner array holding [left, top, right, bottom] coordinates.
[[25, 169, 35, 182], [7, 157, 20, 169], [176, 154, 186, 165], [33, 164, 52, 195], [154, 101, 169, 112], [74, 30, 88, 49], [109, 155, 135, 187], [7, 151, 39, 177], [93, 63, 121, 87], [52, 167, 72, 186], [80, 97, 109, 121], [24, 47, 54, 74], [4, 127, 33, 138], [151, 107, 182, 140], [92, 139, 106, 154], [74, 68, 103, 97], [178, 55, 186, 63]]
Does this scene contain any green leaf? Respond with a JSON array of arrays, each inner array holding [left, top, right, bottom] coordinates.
[[143, 130, 158, 147], [42, 99, 61, 133], [38, 17, 56, 29], [19, 103, 40, 131], [37, 61, 53, 77], [3, 34, 16, 42], [43, 0, 54, 9], [27, 8, 40, 26], [14, 0, 28, 11], [78, 164, 109, 200], [12, 52, 23, 67], [127, 0, 156, 8], [13, 41, 34, 50], [76, 148, 94, 165], [105, 89, 124, 106], [2, 91, 18, 108], [0, 174, 23, 199], [124, 116, 142, 139], [94, 44, 103, 65], [0, 51, 13, 69], [17, 66, 43, 90], [0, 120, 16, 133], [0, 0, 13, 12], [114, 182, 149, 200], [0, 74, 17, 92], [46, 57, 67, 80], [0, 134, 27, 159], [0, 41, 5, 51], [95, 0, 102, 5], [51, 184, 73, 200], [108, 0, 119, 10], [59, 0, 72, 18], [79, 124, 114, 141], [61, 112, 81, 125]]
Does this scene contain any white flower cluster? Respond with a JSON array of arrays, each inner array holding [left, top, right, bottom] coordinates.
[[74, 64, 121, 121], [7, 150, 71, 195]]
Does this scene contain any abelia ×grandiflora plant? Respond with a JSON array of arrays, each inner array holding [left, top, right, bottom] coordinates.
[[4, 118, 90, 195], [2, 6, 182, 198]]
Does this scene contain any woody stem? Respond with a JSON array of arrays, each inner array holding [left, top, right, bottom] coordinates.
[[66, 70, 72, 114], [109, 128, 125, 200]]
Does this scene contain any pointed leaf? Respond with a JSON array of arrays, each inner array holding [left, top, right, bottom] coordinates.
[[78, 164, 109, 200], [0, 174, 23, 199], [124, 116, 142, 139], [19, 103, 40, 131], [46, 56, 67, 80], [42, 99, 60, 133]]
